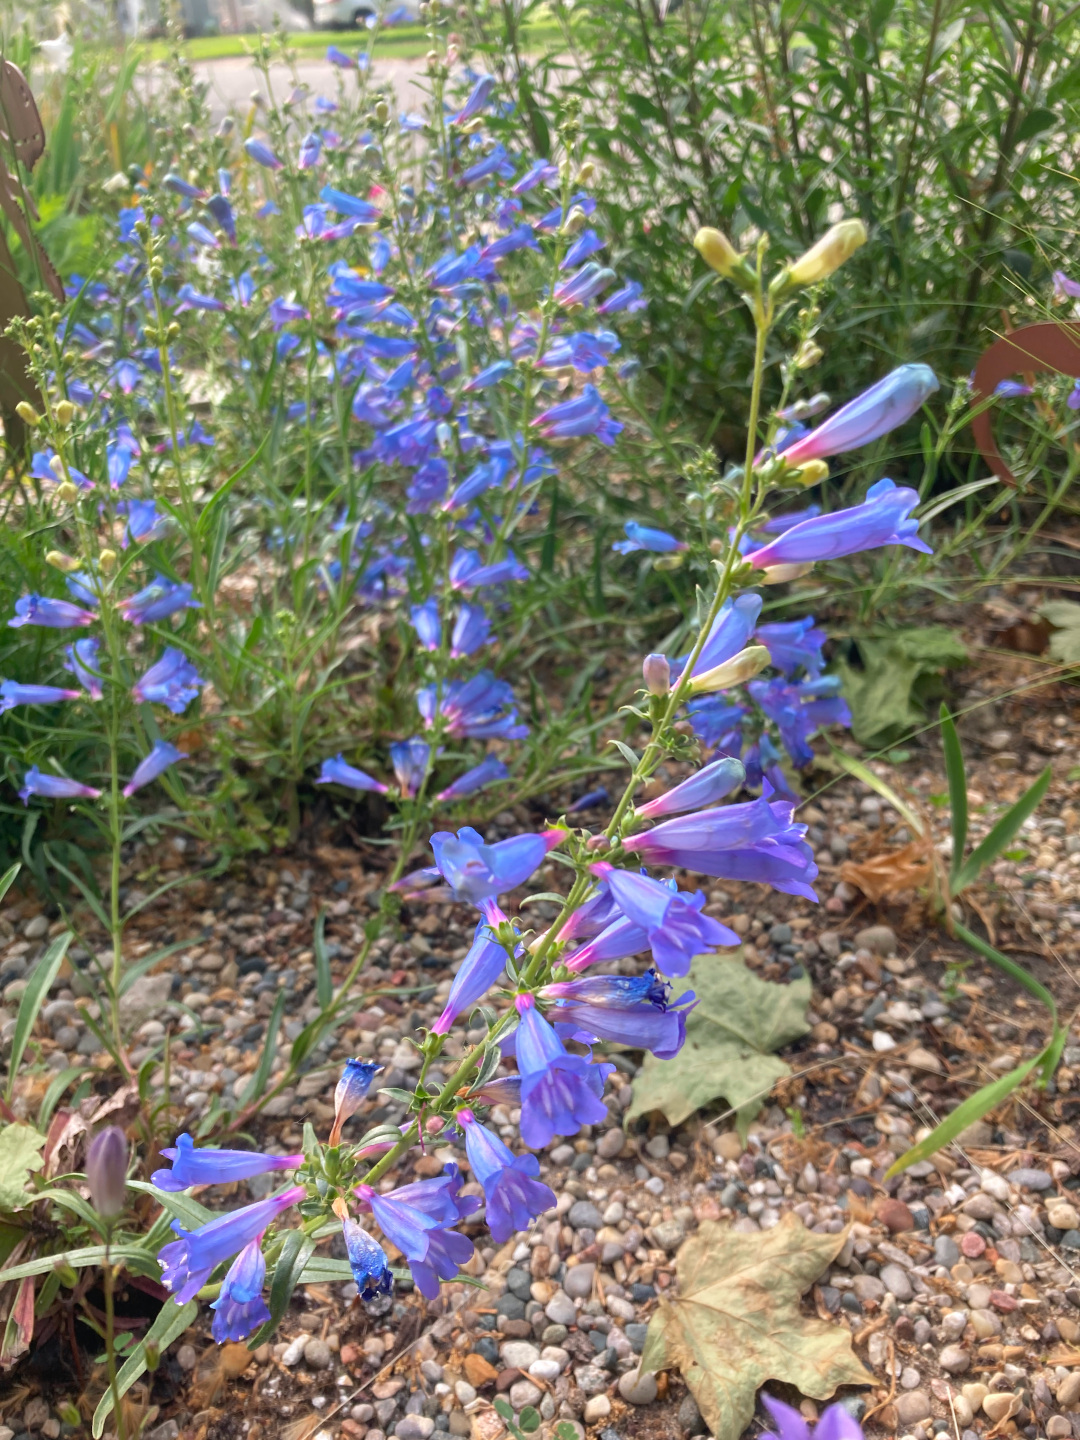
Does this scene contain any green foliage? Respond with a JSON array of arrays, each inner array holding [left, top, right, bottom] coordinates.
[[1040, 599, 1080, 664], [0, 1124, 46, 1211], [832, 626, 967, 747]]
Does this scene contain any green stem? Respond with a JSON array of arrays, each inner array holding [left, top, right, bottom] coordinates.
[[103, 1232, 127, 1440]]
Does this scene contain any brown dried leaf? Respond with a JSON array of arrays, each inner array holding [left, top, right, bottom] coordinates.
[[640, 1215, 874, 1440], [840, 840, 933, 902]]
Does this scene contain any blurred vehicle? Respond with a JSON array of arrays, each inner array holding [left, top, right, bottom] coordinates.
[[313, 0, 420, 26]]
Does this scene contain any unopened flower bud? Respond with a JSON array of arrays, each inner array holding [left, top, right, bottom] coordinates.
[[49, 455, 65, 477], [99, 549, 118, 573], [787, 218, 867, 287], [102, 172, 130, 194], [374, 100, 389, 123], [694, 226, 740, 277], [760, 562, 815, 585], [144, 1341, 161, 1373], [687, 644, 771, 696], [15, 401, 41, 427], [642, 653, 671, 696], [585, 834, 608, 851], [787, 458, 829, 487], [167, 322, 181, 339], [54, 399, 75, 427], [793, 340, 823, 370], [329, 1058, 382, 1147], [561, 205, 587, 236], [86, 1126, 128, 1217], [576, 161, 595, 186], [56, 481, 79, 504], [216, 115, 235, 138], [46, 550, 81, 572]]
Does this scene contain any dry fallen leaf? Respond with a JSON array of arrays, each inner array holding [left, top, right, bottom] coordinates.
[[640, 1215, 874, 1440], [840, 839, 933, 902]]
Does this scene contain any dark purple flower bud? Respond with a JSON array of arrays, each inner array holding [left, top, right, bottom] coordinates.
[[87, 1126, 128, 1217]]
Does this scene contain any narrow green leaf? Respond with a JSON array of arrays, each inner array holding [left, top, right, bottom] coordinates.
[[939, 705, 968, 884], [953, 920, 1057, 1019], [0, 1243, 151, 1284], [92, 1300, 199, 1437], [885, 1049, 1044, 1178], [128, 1179, 215, 1231], [118, 937, 198, 995], [827, 747, 925, 837], [297, 1256, 355, 1283], [241, 988, 287, 1106], [0, 862, 20, 906], [952, 767, 1051, 893], [38, 1066, 90, 1130], [314, 909, 333, 1009], [247, 1228, 316, 1348], [6, 933, 72, 1102], [196, 434, 268, 539]]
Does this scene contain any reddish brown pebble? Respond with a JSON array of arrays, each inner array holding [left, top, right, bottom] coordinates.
[[989, 1289, 1018, 1312], [877, 1198, 915, 1232], [340, 1344, 359, 1366], [341, 1423, 365, 1438], [960, 1231, 987, 1258], [495, 1368, 522, 1392]]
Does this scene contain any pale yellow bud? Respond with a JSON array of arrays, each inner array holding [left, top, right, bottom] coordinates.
[[693, 226, 740, 278], [759, 562, 815, 585], [56, 481, 79, 504], [561, 205, 587, 236], [687, 645, 771, 696], [46, 550, 81, 572], [374, 100, 389, 123], [55, 399, 76, 427], [99, 549, 118, 573], [576, 161, 595, 186], [102, 171, 131, 194], [787, 458, 830, 487], [787, 219, 867, 286], [793, 340, 823, 370], [15, 401, 41, 426], [49, 455, 64, 477]]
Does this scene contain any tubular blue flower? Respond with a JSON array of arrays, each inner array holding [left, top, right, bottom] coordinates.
[[556, 887, 621, 944], [119, 500, 169, 548], [429, 825, 562, 904], [450, 604, 492, 658], [745, 480, 930, 567], [479, 224, 538, 261], [540, 330, 620, 372], [596, 280, 646, 315], [19, 768, 101, 806], [244, 137, 284, 170], [994, 379, 1032, 398], [449, 74, 495, 125], [315, 754, 389, 793], [757, 506, 822, 534], [436, 755, 508, 803], [467, 1074, 522, 1107], [158, 1186, 305, 1304], [341, 1214, 394, 1300], [622, 796, 818, 900], [417, 672, 528, 741], [561, 228, 605, 270], [175, 284, 227, 314], [411, 600, 442, 651], [673, 593, 763, 680], [122, 741, 187, 798], [450, 551, 530, 591], [456, 1108, 556, 1242], [164, 173, 204, 199], [326, 44, 354, 66], [553, 263, 617, 308], [591, 864, 739, 977], [511, 157, 559, 193], [0, 681, 80, 713], [533, 384, 622, 445], [754, 617, 827, 677], [514, 995, 609, 1150], [542, 972, 696, 1060], [390, 738, 432, 797], [64, 638, 103, 699], [463, 359, 515, 392], [187, 221, 219, 248], [205, 193, 236, 244], [153, 1133, 304, 1192], [613, 521, 686, 555], [355, 1166, 478, 1298], [132, 648, 204, 714], [748, 675, 851, 769], [269, 297, 309, 330], [778, 364, 939, 469], [567, 787, 608, 814], [461, 144, 515, 186], [9, 595, 96, 630], [563, 909, 650, 972], [432, 916, 512, 1034], [634, 756, 745, 819], [298, 132, 322, 170], [761, 1393, 864, 1440], [119, 575, 201, 624], [330, 1058, 383, 1145], [210, 1237, 270, 1342]]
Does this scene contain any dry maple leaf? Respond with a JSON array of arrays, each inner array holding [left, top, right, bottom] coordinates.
[[839, 838, 933, 903], [640, 1215, 874, 1440]]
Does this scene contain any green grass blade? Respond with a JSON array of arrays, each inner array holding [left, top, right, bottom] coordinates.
[[952, 919, 1057, 1020], [247, 1228, 316, 1349], [5, 933, 72, 1103], [886, 1048, 1045, 1178], [240, 988, 287, 1107], [314, 909, 332, 1010], [939, 704, 967, 886], [827, 746, 925, 837], [92, 1299, 199, 1437], [952, 766, 1051, 893], [0, 862, 20, 906]]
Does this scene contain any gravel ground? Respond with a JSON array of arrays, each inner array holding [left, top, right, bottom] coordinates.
[[3, 638, 1080, 1440]]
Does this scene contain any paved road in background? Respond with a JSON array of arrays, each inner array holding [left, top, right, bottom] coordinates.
[[185, 53, 430, 121]]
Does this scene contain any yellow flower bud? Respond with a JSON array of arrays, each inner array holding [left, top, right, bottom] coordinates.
[[787, 219, 867, 286], [788, 458, 830, 487], [49, 455, 64, 478], [99, 549, 118, 573], [759, 562, 815, 585], [55, 399, 76, 427], [576, 161, 595, 186], [15, 401, 41, 426], [687, 645, 771, 696], [46, 550, 81, 572], [794, 340, 823, 370], [102, 171, 130, 194], [374, 100, 389, 123], [693, 226, 740, 278], [561, 205, 587, 236], [56, 481, 79, 504]]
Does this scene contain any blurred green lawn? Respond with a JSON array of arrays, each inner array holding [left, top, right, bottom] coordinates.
[[139, 22, 561, 62]]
